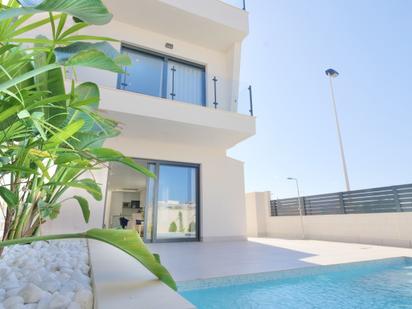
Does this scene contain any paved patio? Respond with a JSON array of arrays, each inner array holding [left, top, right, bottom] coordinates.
[[149, 238, 412, 282]]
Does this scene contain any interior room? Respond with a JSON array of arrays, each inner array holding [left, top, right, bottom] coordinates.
[[104, 160, 148, 237]]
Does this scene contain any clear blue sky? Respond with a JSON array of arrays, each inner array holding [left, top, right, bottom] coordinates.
[[229, 0, 412, 198]]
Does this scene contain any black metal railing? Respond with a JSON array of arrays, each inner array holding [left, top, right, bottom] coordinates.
[[120, 65, 254, 116], [221, 0, 246, 10], [270, 183, 412, 216], [210, 75, 254, 116]]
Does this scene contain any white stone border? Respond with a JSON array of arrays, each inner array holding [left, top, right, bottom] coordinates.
[[87, 240, 194, 309]]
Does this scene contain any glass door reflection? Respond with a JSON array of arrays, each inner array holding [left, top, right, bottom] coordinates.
[[154, 164, 198, 241]]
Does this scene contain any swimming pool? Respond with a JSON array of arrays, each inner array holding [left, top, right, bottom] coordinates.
[[179, 257, 412, 309]]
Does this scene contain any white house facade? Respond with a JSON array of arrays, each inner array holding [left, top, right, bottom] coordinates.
[[44, 0, 255, 242]]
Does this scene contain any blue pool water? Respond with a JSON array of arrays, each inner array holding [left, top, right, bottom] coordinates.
[[179, 258, 412, 309]]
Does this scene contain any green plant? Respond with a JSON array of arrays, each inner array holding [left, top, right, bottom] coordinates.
[[0, 0, 176, 290], [178, 210, 184, 232], [188, 221, 196, 233], [0, 0, 154, 241], [0, 228, 176, 290], [168, 221, 177, 233]]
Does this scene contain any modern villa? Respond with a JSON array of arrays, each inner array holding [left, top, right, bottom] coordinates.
[[3, 1, 412, 308], [44, 0, 256, 243]]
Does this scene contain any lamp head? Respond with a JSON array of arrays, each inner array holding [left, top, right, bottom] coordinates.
[[325, 68, 339, 78]]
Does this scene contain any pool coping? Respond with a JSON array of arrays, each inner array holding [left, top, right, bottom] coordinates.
[[178, 256, 412, 291], [88, 240, 195, 309]]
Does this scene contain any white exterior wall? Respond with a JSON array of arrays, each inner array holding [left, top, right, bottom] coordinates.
[[43, 168, 108, 234], [45, 136, 247, 241], [245, 192, 270, 237], [39, 1, 252, 241], [107, 136, 247, 241]]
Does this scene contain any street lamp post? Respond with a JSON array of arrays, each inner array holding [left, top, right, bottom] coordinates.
[[287, 177, 305, 239], [325, 68, 351, 191]]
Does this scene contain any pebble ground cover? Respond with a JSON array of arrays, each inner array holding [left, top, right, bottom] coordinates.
[[0, 240, 93, 309]]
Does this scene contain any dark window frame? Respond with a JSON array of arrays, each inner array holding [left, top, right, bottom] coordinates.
[[117, 43, 207, 106], [103, 159, 201, 243]]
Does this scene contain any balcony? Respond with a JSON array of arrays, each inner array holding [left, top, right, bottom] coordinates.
[[116, 43, 254, 115], [99, 86, 255, 149], [102, 0, 248, 51]]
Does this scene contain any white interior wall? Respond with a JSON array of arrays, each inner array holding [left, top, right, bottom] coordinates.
[[107, 191, 140, 227]]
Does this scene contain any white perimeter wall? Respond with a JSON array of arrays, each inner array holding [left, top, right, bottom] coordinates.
[[45, 136, 247, 241], [246, 192, 412, 248]]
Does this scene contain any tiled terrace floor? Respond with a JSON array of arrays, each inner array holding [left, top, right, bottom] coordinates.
[[149, 238, 412, 282]]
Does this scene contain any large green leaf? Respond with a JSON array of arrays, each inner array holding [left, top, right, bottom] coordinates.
[[88, 147, 123, 161], [0, 105, 22, 123], [38, 200, 61, 220], [69, 131, 118, 150], [71, 82, 99, 108], [45, 63, 66, 125], [11, 14, 61, 38], [86, 229, 176, 290], [67, 82, 100, 131], [54, 152, 81, 164], [119, 157, 157, 178], [63, 49, 124, 73], [0, 187, 19, 209], [55, 42, 130, 67], [0, 229, 177, 290], [73, 195, 89, 223], [45, 119, 84, 148], [0, 63, 60, 92], [31, 35, 67, 125], [66, 178, 102, 201], [87, 148, 156, 178], [0, 0, 113, 25]]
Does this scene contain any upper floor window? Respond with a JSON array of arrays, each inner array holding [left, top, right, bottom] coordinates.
[[117, 45, 206, 106]]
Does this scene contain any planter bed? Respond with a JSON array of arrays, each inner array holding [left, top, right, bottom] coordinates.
[[0, 240, 93, 309]]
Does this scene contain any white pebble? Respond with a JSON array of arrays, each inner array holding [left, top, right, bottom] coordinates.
[[38, 279, 61, 293], [2, 274, 19, 290], [18, 283, 44, 304], [3, 296, 23, 308], [48, 293, 71, 309], [0, 240, 92, 308], [74, 290, 93, 309], [31, 241, 47, 251], [36, 294, 51, 309], [5, 289, 21, 299], [68, 302, 81, 309]]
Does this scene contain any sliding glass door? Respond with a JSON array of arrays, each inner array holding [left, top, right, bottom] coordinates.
[[118, 44, 206, 106], [144, 162, 199, 242], [118, 47, 164, 97], [167, 60, 205, 105]]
